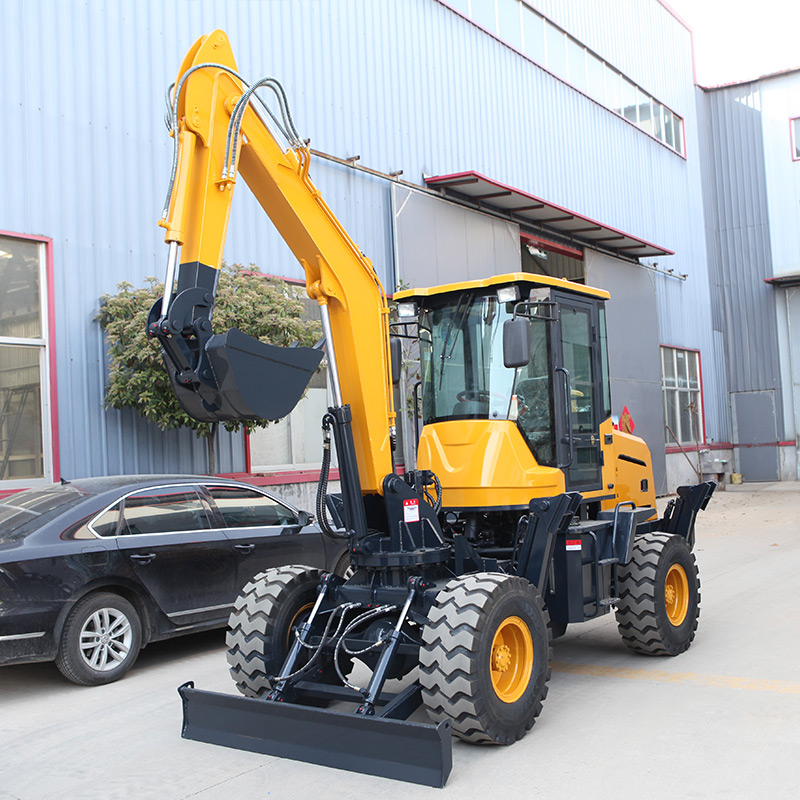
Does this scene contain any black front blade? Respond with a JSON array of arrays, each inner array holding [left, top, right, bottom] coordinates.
[[178, 682, 453, 788]]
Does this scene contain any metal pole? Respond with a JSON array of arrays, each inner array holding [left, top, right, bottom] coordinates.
[[786, 287, 799, 479], [319, 301, 343, 407], [160, 241, 180, 319]]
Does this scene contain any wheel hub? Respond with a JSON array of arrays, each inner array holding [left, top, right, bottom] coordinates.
[[664, 563, 689, 626], [489, 616, 534, 704], [79, 608, 132, 671], [492, 643, 512, 672]]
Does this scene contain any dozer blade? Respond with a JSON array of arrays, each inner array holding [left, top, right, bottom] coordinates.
[[178, 683, 453, 788]]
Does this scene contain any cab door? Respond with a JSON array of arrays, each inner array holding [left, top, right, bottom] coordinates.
[[552, 293, 604, 492]]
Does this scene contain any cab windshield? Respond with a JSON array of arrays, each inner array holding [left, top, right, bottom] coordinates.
[[419, 292, 556, 463]]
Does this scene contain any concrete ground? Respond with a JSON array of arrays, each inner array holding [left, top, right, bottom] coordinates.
[[2, 483, 799, 799]]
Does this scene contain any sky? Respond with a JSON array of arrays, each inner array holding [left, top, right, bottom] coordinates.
[[664, 0, 800, 86]]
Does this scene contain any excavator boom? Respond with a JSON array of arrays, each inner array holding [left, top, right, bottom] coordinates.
[[150, 29, 395, 495]]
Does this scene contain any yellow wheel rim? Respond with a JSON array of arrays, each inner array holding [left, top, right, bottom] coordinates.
[[490, 616, 534, 704], [286, 602, 314, 648], [664, 564, 689, 626]]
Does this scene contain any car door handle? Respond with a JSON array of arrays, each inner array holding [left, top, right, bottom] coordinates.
[[130, 552, 157, 564], [234, 544, 255, 554]]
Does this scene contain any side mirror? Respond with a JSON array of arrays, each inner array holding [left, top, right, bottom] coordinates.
[[503, 317, 531, 368], [296, 510, 313, 527], [390, 337, 403, 385]]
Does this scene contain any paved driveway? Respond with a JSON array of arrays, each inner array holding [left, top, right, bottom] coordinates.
[[2, 483, 799, 799]]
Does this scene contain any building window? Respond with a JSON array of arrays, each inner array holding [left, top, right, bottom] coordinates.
[[247, 287, 334, 472], [0, 233, 53, 485], [791, 117, 800, 160], [661, 346, 704, 446], [445, 0, 685, 155]]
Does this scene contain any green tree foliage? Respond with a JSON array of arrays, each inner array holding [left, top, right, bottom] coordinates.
[[97, 263, 320, 469]]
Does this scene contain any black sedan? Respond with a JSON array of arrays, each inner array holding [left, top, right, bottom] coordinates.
[[0, 475, 348, 685]]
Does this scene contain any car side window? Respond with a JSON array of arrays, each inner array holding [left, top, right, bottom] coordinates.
[[120, 488, 211, 535], [89, 501, 123, 537], [207, 486, 298, 528]]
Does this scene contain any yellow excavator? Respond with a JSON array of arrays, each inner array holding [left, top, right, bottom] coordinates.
[[149, 31, 715, 787]]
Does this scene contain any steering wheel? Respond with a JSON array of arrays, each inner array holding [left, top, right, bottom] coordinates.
[[456, 389, 491, 402]]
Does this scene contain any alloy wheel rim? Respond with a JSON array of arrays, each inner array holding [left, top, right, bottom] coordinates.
[[79, 608, 133, 671]]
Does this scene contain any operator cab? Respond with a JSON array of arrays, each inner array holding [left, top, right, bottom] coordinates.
[[396, 273, 612, 495]]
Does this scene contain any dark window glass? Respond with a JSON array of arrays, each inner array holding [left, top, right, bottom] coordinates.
[[419, 294, 516, 425], [598, 306, 611, 419], [561, 307, 596, 432], [89, 502, 122, 537], [512, 317, 556, 465], [120, 488, 210, 535], [208, 486, 297, 527], [0, 484, 88, 541]]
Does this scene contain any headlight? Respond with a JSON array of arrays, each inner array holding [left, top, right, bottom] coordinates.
[[496, 285, 520, 304], [396, 301, 418, 319]]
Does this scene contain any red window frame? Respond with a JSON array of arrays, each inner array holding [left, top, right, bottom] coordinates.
[[0, 230, 59, 487]]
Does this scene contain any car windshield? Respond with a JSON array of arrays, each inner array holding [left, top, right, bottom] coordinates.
[[0, 484, 89, 542]]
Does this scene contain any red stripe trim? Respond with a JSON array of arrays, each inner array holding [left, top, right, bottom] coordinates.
[[520, 232, 584, 260], [666, 441, 794, 454], [216, 469, 341, 486]]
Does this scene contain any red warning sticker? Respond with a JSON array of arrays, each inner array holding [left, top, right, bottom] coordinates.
[[565, 539, 582, 551], [403, 499, 420, 523]]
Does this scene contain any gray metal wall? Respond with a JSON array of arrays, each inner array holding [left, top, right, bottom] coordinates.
[[0, 0, 719, 481], [392, 186, 521, 285], [698, 81, 785, 444], [585, 252, 668, 495]]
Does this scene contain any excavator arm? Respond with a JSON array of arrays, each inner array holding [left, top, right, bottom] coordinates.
[[149, 29, 396, 496]]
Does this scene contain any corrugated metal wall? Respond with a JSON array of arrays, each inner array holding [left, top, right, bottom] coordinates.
[[759, 72, 800, 443], [0, 0, 721, 478], [699, 81, 784, 439]]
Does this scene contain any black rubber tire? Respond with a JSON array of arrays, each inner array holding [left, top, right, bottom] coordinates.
[[333, 551, 354, 580], [420, 573, 552, 744], [226, 565, 323, 697], [615, 533, 700, 656], [55, 592, 142, 686], [549, 620, 568, 640]]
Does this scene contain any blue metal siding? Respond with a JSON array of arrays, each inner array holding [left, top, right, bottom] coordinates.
[[0, 0, 720, 477]]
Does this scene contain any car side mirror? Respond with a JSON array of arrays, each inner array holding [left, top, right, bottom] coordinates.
[[390, 337, 402, 385], [503, 317, 531, 368], [296, 510, 313, 526]]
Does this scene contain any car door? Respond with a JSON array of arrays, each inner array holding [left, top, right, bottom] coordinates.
[[114, 484, 236, 627], [204, 484, 327, 591]]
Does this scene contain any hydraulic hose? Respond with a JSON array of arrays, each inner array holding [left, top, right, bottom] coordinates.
[[317, 413, 348, 539]]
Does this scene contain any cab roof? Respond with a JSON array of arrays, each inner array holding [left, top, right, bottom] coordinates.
[[394, 272, 610, 301]]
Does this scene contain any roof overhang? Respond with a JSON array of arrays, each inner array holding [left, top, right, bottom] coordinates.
[[424, 171, 673, 260], [765, 273, 800, 288]]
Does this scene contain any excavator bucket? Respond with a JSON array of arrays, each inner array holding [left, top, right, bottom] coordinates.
[[178, 682, 453, 788], [167, 328, 324, 423]]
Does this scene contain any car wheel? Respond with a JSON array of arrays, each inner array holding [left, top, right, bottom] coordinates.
[[55, 592, 142, 686]]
